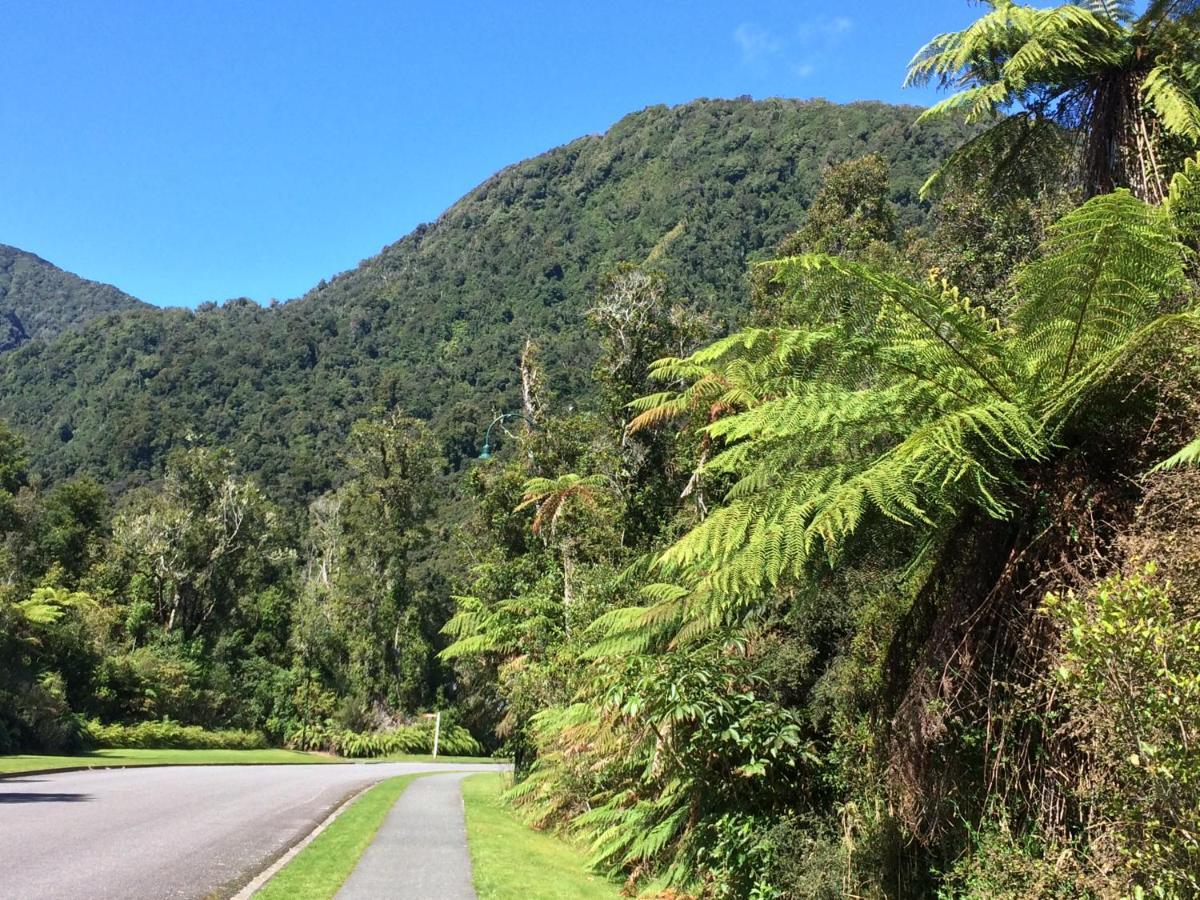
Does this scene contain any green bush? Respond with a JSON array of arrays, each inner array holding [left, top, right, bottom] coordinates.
[[283, 721, 482, 758], [85, 719, 268, 750], [936, 823, 1086, 899], [1045, 564, 1200, 897], [3, 674, 89, 754]]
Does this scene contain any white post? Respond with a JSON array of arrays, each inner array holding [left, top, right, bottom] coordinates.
[[432, 710, 441, 759]]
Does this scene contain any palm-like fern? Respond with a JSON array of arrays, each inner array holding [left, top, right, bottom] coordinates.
[[1152, 434, 1200, 470], [627, 182, 1199, 627], [9, 587, 93, 629], [517, 473, 612, 538], [908, 0, 1200, 200]]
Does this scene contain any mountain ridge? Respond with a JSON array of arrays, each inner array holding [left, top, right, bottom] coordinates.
[[0, 243, 149, 350], [0, 97, 969, 502]]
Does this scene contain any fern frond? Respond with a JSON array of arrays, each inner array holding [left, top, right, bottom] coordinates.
[[1151, 435, 1200, 471], [1142, 64, 1200, 142], [1015, 190, 1185, 385], [1168, 151, 1200, 245]]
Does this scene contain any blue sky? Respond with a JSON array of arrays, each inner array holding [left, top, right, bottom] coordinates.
[[0, 1, 977, 307]]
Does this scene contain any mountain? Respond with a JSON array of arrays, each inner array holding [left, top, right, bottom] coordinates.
[[0, 244, 149, 351], [0, 98, 970, 501]]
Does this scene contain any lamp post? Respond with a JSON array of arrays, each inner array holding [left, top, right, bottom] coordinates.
[[421, 711, 441, 758], [478, 412, 534, 460]]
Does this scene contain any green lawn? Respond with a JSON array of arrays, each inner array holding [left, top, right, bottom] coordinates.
[[256, 773, 423, 900], [0, 747, 332, 775], [0, 748, 504, 776], [462, 773, 623, 900], [372, 753, 503, 765]]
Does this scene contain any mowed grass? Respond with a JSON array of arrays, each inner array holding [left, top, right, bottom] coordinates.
[[0, 747, 331, 775], [373, 753, 503, 765], [256, 773, 422, 900], [0, 749, 503, 776], [462, 772, 622, 900]]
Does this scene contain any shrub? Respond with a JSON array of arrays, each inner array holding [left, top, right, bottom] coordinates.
[[0, 672, 86, 755], [936, 823, 1086, 900], [282, 720, 483, 758], [1045, 565, 1200, 897], [85, 719, 268, 750]]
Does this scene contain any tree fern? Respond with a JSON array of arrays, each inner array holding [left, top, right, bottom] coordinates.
[[1015, 190, 1185, 385], [907, 0, 1200, 199], [633, 188, 1196, 621]]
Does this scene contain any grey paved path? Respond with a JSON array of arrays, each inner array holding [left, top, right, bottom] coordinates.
[[0, 762, 502, 900], [337, 772, 477, 900]]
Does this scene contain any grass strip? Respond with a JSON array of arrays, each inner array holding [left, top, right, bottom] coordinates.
[[462, 772, 622, 900], [0, 748, 503, 776], [371, 753, 502, 765], [0, 747, 331, 775], [255, 773, 422, 900]]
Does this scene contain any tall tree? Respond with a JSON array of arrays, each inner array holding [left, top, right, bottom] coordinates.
[[114, 447, 276, 638], [909, 0, 1200, 201], [296, 412, 441, 718]]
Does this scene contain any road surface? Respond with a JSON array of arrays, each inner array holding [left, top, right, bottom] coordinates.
[[0, 761, 502, 900]]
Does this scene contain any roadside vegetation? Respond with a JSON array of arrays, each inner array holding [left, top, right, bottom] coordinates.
[[1, 1, 1198, 896], [462, 773, 623, 900], [439, 3, 1200, 896]]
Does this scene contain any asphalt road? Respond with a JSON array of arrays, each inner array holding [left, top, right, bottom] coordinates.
[[0, 762, 502, 900]]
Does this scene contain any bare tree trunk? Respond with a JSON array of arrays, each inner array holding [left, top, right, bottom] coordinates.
[[520, 338, 544, 425], [561, 539, 576, 634], [166, 587, 181, 632]]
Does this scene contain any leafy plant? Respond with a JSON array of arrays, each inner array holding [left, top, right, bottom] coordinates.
[[908, 0, 1200, 200], [85, 719, 269, 751], [1044, 565, 1200, 896], [627, 182, 1198, 631]]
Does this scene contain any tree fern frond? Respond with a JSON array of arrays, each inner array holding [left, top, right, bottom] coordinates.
[[1015, 190, 1185, 384], [1167, 151, 1200, 245], [1151, 435, 1200, 470], [1075, 0, 1134, 23], [1142, 64, 1200, 141]]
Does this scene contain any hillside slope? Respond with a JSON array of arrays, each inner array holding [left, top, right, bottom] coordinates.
[[0, 98, 968, 501], [0, 244, 148, 351]]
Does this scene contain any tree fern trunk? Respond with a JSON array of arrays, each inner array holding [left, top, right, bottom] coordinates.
[[1083, 69, 1170, 202]]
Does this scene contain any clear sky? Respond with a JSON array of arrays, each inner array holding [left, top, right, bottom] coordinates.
[[0, 1, 977, 308]]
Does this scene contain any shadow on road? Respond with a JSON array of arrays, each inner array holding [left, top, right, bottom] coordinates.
[[0, 792, 91, 803]]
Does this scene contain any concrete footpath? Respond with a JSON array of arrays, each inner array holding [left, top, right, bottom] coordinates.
[[336, 772, 477, 899]]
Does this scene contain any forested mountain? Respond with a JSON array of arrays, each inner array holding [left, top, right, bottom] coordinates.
[[0, 99, 968, 499], [5, 1, 1200, 894], [0, 244, 148, 352]]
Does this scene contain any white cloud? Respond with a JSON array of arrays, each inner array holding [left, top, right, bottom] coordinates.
[[735, 15, 852, 81], [733, 23, 782, 62], [797, 15, 854, 42]]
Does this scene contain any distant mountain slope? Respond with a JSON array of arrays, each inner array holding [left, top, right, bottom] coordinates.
[[0, 244, 148, 350], [0, 98, 969, 501]]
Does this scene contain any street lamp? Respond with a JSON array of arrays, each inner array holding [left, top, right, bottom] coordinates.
[[478, 412, 534, 460]]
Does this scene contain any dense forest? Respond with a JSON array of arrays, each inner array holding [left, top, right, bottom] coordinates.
[[0, 244, 148, 351], [5, 0, 1200, 896], [0, 99, 968, 499]]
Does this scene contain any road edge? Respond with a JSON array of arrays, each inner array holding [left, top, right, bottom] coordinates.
[[0, 757, 508, 780], [229, 780, 383, 900]]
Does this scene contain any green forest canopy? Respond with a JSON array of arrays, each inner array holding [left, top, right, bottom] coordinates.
[[5, 3, 1200, 893], [0, 98, 968, 503]]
